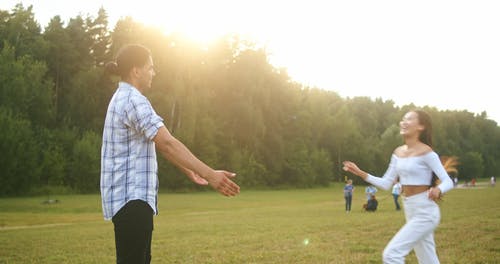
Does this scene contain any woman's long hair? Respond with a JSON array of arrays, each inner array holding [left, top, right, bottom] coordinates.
[[414, 110, 439, 186], [414, 110, 459, 188], [441, 156, 460, 175], [414, 109, 433, 147]]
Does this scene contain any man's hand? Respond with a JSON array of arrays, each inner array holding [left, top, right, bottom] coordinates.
[[153, 127, 240, 196], [183, 169, 209, 185], [206, 170, 240, 197]]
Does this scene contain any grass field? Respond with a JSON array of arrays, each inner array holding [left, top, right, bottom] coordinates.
[[1, 182, 499, 263]]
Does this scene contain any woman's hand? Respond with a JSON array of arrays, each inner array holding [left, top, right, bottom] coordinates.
[[428, 187, 442, 202], [342, 161, 368, 180]]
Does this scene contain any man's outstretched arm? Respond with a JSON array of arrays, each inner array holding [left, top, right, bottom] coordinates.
[[153, 126, 240, 196]]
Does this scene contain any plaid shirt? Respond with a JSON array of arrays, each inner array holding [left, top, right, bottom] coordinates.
[[100, 82, 164, 220]]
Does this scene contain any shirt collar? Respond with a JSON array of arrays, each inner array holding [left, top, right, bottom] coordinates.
[[118, 81, 140, 93]]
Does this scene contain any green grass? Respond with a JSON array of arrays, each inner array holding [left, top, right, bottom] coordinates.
[[1, 183, 499, 263]]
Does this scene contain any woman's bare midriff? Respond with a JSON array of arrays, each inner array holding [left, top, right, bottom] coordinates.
[[402, 185, 430, 197]]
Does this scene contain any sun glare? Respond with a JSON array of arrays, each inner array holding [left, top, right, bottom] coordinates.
[[132, 0, 256, 46], [12, 0, 494, 122]]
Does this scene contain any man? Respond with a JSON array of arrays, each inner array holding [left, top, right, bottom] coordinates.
[[101, 44, 240, 263], [392, 179, 402, 210]]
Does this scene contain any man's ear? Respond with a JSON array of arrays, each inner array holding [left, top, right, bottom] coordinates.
[[127, 67, 139, 79], [132, 67, 140, 77]]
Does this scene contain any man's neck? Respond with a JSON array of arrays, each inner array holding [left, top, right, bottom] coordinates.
[[122, 79, 144, 93]]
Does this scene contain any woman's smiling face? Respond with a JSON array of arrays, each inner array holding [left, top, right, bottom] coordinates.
[[399, 111, 423, 136]]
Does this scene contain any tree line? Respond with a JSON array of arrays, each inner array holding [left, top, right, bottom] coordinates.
[[1, 3, 499, 196]]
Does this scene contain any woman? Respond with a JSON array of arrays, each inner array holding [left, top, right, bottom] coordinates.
[[342, 109, 454, 264]]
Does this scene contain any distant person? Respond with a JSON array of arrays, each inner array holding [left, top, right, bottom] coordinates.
[[365, 185, 378, 202], [343, 109, 454, 264], [392, 179, 402, 211], [491, 176, 496, 187], [471, 178, 476, 187], [365, 195, 378, 212], [344, 179, 354, 213], [453, 176, 458, 187], [100, 44, 240, 263]]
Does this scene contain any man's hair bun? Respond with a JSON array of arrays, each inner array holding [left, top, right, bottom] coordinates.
[[105, 61, 119, 75]]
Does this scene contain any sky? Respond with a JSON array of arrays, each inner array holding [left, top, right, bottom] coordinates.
[[2, 0, 499, 124]]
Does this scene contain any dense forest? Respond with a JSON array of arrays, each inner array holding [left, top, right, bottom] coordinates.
[[1, 4, 499, 196]]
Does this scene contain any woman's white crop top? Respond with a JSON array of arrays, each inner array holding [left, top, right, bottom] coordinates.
[[366, 151, 454, 194]]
